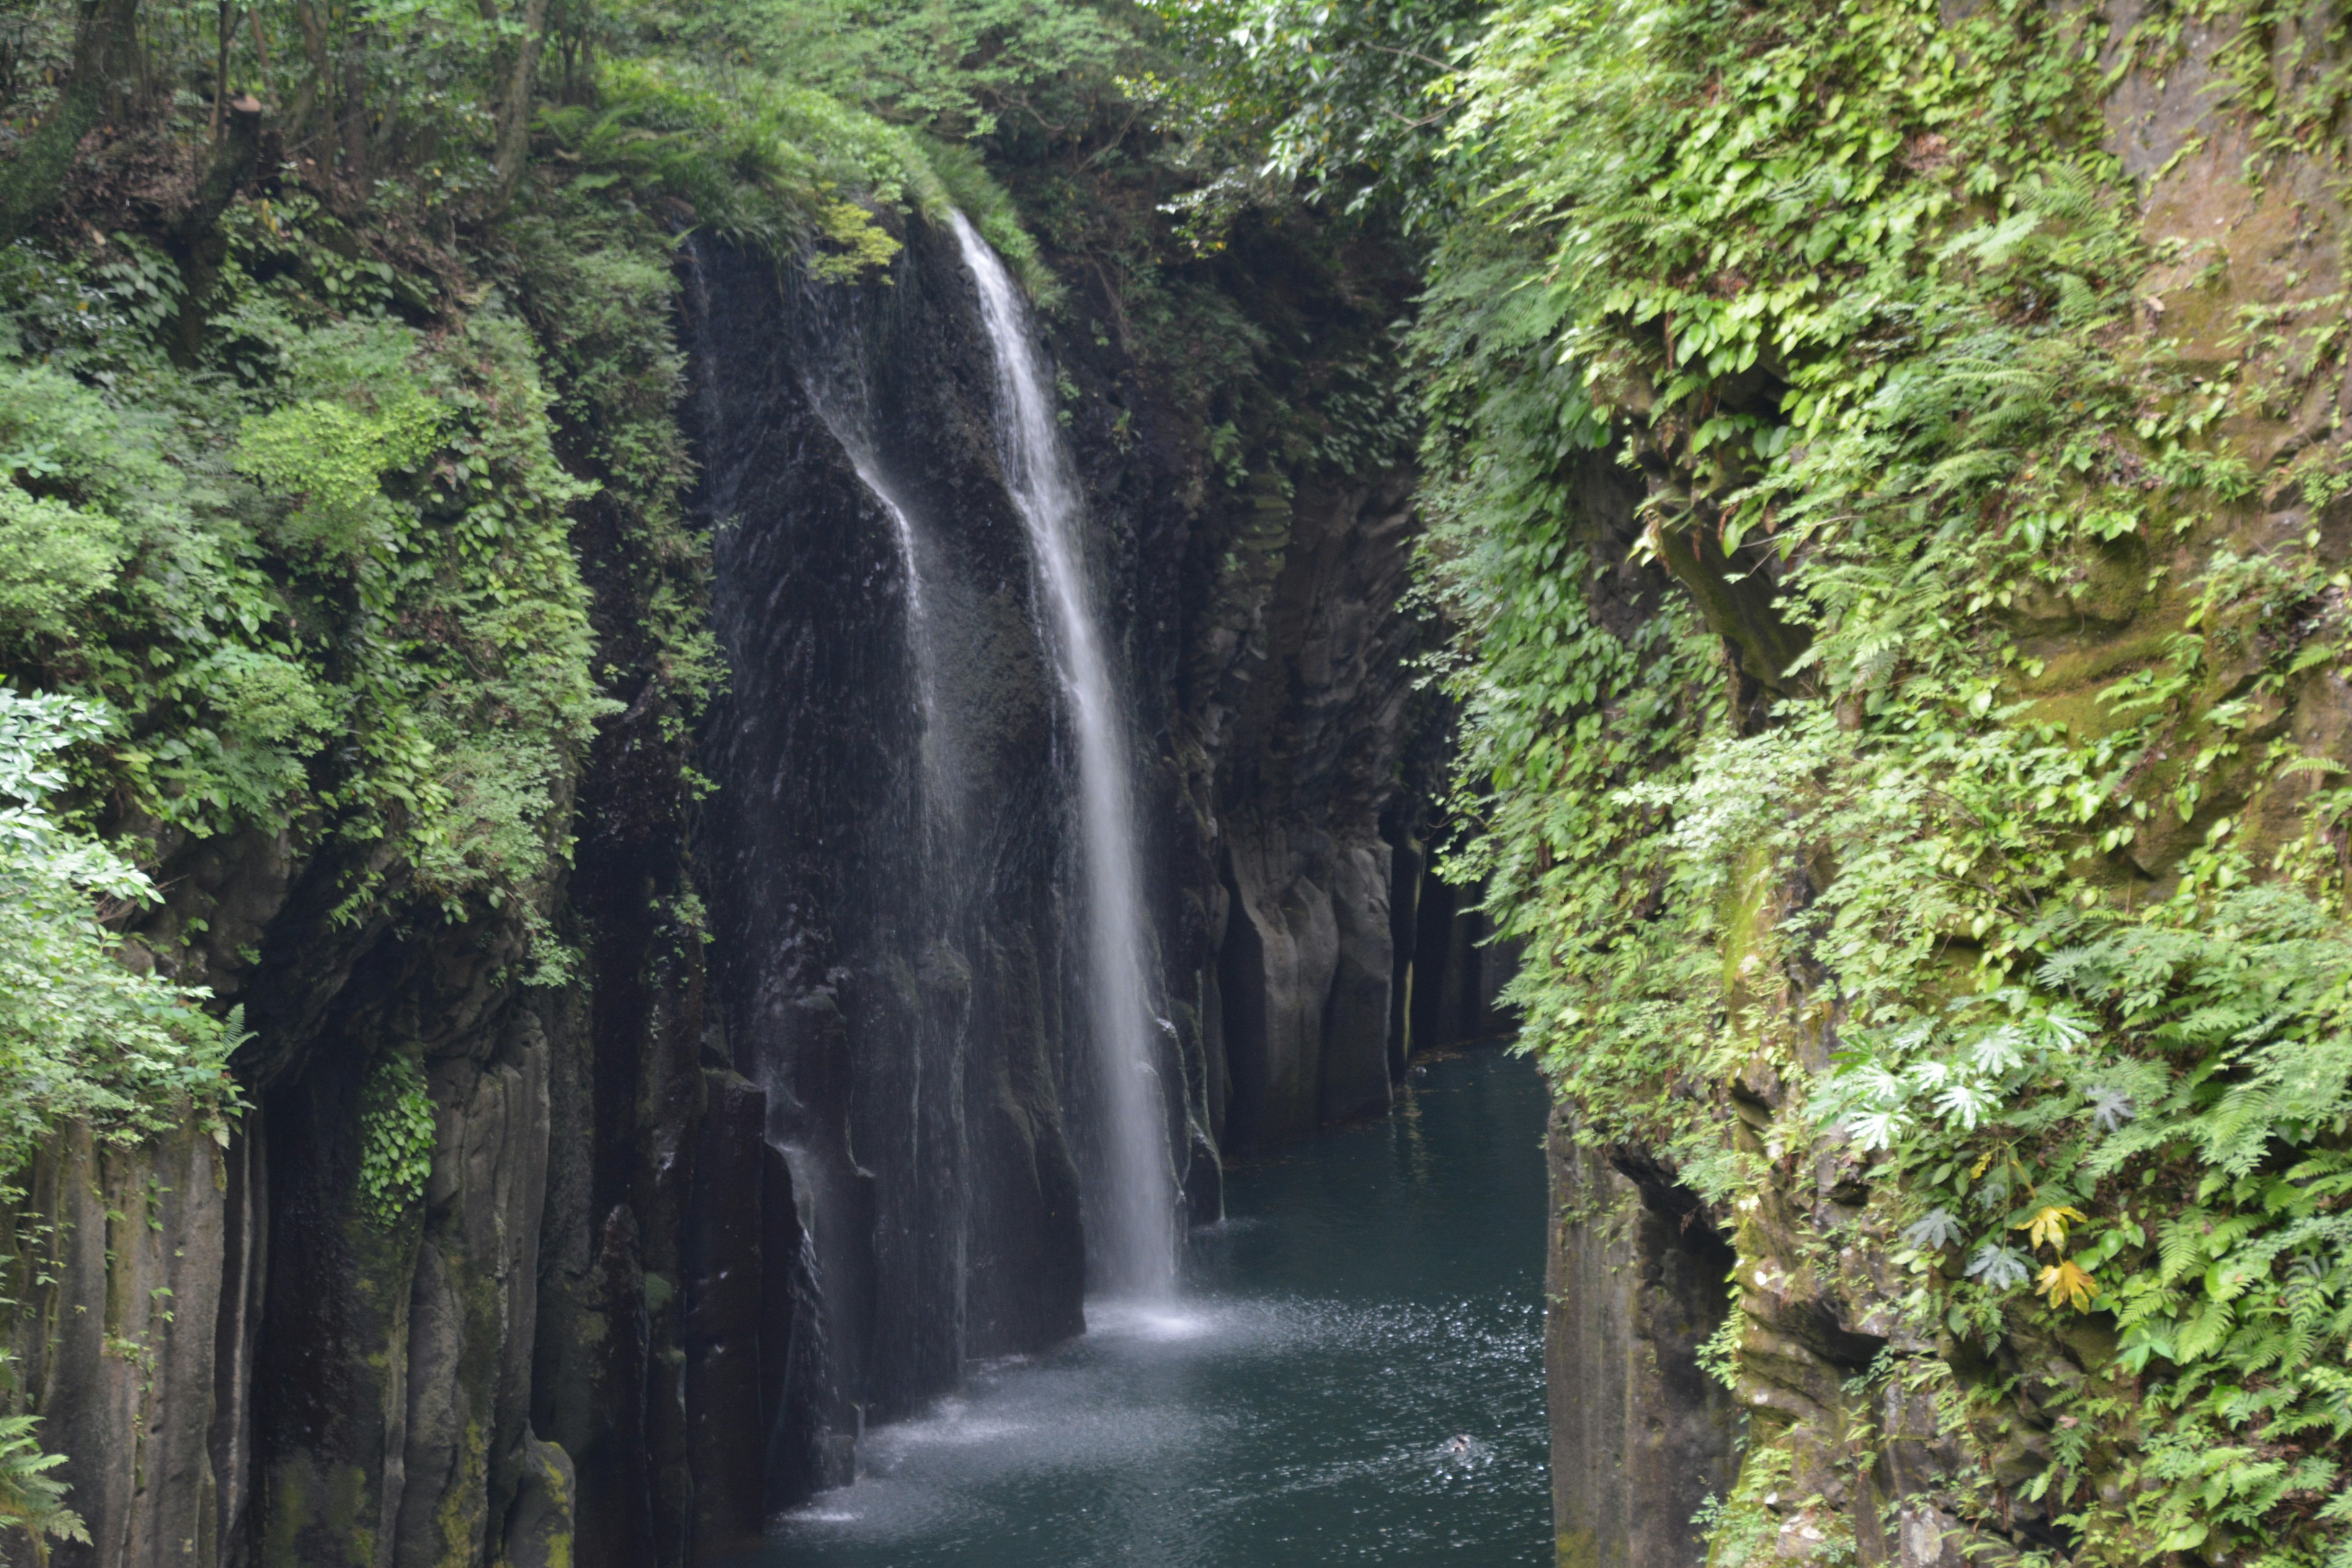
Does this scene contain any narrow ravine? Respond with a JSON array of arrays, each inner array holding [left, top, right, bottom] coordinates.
[[766, 1049, 1551, 1567]]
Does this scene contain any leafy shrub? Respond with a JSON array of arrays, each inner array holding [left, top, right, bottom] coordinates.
[[0, 690, 236, 1180], [0, 1376, 85, 1565], [0, 488, 121, 635]]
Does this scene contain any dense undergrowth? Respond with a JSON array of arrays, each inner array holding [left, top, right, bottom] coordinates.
[[1392, 0, 2352, 1563]]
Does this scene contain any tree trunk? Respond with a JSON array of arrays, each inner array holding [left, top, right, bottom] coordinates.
[[341, 26, 370, 183], [171, 93, 264, 365], [209, 2, 237, 145], [0, 0, 144, 241], [488, 0, 550, 214], [289, 0, 338, 173]]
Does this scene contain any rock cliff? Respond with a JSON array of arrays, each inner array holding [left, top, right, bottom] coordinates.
[[0, 195, 1464, 1566], [1528, 7, 2352, 1566]]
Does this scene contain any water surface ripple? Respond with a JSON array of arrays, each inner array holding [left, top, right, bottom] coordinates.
[[763, 1048, 1551, 1566]]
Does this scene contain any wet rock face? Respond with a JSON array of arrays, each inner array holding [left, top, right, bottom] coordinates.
[[245, 922, 564, 1568], [1206, 476, 1422, 1148], [0, 1124, 235, 1568], [1545, 1116, 1741, 1568], [0, 899, 587, 1568], [686, 225, 1092, 1520]]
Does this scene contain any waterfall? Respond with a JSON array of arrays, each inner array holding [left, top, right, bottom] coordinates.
[[949, 212, 1175, 1297]]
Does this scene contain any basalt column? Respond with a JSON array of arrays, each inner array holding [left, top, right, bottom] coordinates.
[[685, 226, 1094, 1534]]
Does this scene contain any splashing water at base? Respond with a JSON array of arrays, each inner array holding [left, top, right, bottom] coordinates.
[[949, 212, 1174, 1295], [763, 1049, 1551, 1567]]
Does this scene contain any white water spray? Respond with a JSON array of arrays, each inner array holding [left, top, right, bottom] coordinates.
[[949, 212, 1174, 1296], [837, 450, 957, 802]]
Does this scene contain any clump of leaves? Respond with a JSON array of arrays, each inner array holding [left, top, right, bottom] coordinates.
[[356, 1055, 435, 1229], [0, 689, 237, 1178], [0, 1385, 85, 1566]]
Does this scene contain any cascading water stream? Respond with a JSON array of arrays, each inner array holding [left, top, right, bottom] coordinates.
[[790, 282, 959, 814], [949, 211, 1175, 1297]]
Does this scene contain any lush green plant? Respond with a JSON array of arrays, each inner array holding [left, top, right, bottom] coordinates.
[[0, 688, 237, 1179], [717, 0, 1133, 143], [2, 202, 614, 921], [356, 1053, 435, 1227], [0, 0, 562, 238], [1135, 0, 1483, 238], [530, 40, 1060, 294], [0, 1371, 85, 1567]]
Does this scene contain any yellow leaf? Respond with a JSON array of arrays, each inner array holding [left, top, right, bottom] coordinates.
[[2016, 1204, 2087, 1252], [2036, 1259, 2097, 1313]]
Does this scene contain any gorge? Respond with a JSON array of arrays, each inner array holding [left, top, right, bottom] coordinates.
[[682, 200, 1482, 1545], [4, 2, 2352, 1567]]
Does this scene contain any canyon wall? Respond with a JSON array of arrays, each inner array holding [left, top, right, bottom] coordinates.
[[0, 203, 1466, 1567], [1534, 6, 2352, 1565]]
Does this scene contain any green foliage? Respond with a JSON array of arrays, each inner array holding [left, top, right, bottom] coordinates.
[[1402, 0, 2352, 1561], [1414, 232, 1725, 1147], [1, 217, 612, 919], [0, 689, 237, 1179], [715, 0, 1133, 142], [232, 376, 444, 558], [532, 48, 1058, 295], [0, 0, 1096, 1238], [1136, 0, 1482, 237], [0, 0, 556, 236], [504, 194, 717, 738], [1825, 878, 2352, 1561], [1695, 1299, 1744, 1393], [0, 1368, 85, 1566], [356, 1054, 435, 1228], [0, 486, 121, 633], [1691, 1446, 1797, 1568]]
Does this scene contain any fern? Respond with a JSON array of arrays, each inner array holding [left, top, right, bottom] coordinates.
[[0, 1406, 83, 1566]]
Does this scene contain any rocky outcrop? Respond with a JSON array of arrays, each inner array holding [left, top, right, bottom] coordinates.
[[0, 1122, 237, 1568], [1041, 214, 1504, 1160], [1207, 475, 1420, 1146], [0, 222, 700, 1568], [1545, 1118, 1740, 1568], [0, 916, 586, 1568], [245, 917, 562, 1568]]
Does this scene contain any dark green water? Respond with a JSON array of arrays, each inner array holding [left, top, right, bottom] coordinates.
[[765, 1047, 1551, 1567]]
